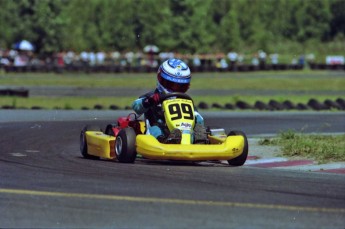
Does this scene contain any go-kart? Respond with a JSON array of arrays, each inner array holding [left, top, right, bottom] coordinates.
[[80, 93, 248, 166]]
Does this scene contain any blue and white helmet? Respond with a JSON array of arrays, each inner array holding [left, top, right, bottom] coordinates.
[[157, 58, 191, 94]]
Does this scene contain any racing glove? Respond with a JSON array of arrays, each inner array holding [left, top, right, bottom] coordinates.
[[143, 93, 161, 108]]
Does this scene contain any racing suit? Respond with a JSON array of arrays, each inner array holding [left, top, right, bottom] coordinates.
[[132, 89, 205, 141]]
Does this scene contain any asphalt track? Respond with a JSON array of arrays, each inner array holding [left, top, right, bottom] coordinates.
[[0, 110, 344, 228]]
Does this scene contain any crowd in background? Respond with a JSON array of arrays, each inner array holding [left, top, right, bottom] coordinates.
[[0, 47, 336, 74]]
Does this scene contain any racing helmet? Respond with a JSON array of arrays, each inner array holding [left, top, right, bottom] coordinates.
[[157, 58, 191, 94]]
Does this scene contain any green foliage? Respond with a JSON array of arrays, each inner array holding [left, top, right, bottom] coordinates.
[[294, 0, 332, 42], [219, 6, 241, 51], [259, 131, 345, 163], [0, 0, 344, 53], [0, 0, 68, 52]]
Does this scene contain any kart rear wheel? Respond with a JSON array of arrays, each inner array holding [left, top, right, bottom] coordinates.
[[80, 125, 101, 160], [115, 127, 137, 163], [227, 131, 248, 166]]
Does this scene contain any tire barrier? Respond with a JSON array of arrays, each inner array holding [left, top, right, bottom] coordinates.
[[268, 99, 285, 110], [1, 98, 345, 111], [93, 104, 104, 110], [236, 101, 253, 109], [336, 98, 345, 109], [324, 99, 342, 110], [282, 100, 296, 110], [309, 63, 345, 71], [254, 101, 271, 110], [307, 98, 328, 111], [296, 103, 309, 110], [109, 105, 120, 110], [211, 103, 223, 109], [0, 88, 29, 97], [31, 106, 43, 110], [195, 98, 345, 111], [197, 102, 209, 110], [224, 103, 235, 110]]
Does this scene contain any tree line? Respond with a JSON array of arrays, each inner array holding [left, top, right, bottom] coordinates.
[[0, 0, 344, 55]]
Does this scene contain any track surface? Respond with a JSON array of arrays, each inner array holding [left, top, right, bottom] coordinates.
[[0, 111, 344, 228]]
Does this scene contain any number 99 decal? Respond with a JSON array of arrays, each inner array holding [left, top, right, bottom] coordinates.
[[168, 103, 194, 121]]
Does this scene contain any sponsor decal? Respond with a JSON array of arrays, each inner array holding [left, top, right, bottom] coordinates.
[[180, 122, 192, 129]]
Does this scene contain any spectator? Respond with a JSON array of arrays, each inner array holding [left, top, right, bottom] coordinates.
[[306, 53, 315, 68], [252, 56, 259, 66], [227, 51, 238, 71], [298, 55, 305, 68], [0, 49, 10, 72], [111, 51, 121, 67], [125, 51, 134, 71], [217, 58, 228, 71], [258, 50, 267, 70], [63, 51, 75, 66], [192, 54, 201, 72], [80, 51, 89, 71], [88, 51, 96, 67], [14, 51, 29, 67], [237, 53, 244, 65], [134, 50, 143, 71], [8, 49, 17, 63], [159, 51, 170, 63], [270, 53, 279, 69], [96, 51, 106, 66]]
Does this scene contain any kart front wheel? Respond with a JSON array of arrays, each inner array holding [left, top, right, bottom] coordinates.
[[80, 125, 101, 160], [115, 127, 137, 163], [227, 131, 248, 166]]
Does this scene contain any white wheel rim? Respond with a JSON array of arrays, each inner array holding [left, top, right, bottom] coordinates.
[[116, 137, 123, 156]]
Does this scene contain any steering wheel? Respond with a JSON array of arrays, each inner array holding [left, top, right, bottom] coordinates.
[[159, 92, 193, 103]]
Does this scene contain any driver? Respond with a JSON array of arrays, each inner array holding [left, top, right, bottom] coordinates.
[[132, 58, 206, 144]]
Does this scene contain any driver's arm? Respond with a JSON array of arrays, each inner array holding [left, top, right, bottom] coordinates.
[[132, 93, 160, 115], [194, 110, 205, 126], [132, 97, 148, 115]]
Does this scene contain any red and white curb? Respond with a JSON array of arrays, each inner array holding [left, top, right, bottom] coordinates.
[[243, 155, 345, 174]]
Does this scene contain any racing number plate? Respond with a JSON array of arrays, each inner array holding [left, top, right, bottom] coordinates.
[[163, 98, 195, 131]]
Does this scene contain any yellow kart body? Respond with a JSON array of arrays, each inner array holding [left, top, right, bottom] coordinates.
[[83, 129, 245, 161], [84, 131, 116, 159], [80, 93, 248, 166], [136, 134, 244, 161]]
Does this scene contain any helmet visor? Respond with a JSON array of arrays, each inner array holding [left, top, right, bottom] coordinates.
[[158, 74, 190, 93]]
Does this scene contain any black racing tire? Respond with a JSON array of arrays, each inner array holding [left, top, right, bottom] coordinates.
[[115, 127, 137, 163], [80, 125, 101, 160], [227, 131, 248, 166]]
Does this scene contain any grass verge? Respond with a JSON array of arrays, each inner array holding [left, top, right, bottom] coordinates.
[[259, 130, 345, 163], [1, 70, 345, 91], [1, 70, 344, 110], [0, 96, 136, 110]]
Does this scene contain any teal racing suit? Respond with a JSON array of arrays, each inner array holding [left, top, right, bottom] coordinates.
[[132, 89, 205, 140]]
